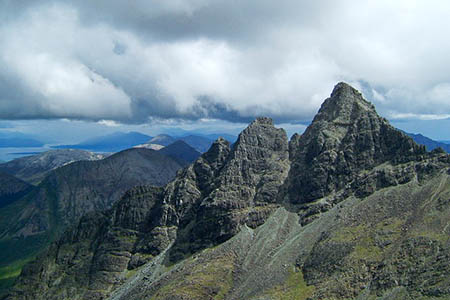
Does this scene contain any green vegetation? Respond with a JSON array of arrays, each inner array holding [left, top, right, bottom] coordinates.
[[330, 218, 406, 262], [262, 267, 315, 300], [150, 255, 234, 300], [0, 187, 54, 296], [0, 256, 36, 297]]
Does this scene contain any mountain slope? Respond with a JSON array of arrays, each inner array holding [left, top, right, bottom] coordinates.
[[407, 132, 450, 153], [158, 140, 201, 163], [148, 134, 177, 147], [53, 132, 151, 152], [0, 149, 106, 185], [7, 83, 450, 300], [0, 172, 33, 209], [0, 148, 187, 240], [179, 135, 214, 153], [0, 148, 188, 295]]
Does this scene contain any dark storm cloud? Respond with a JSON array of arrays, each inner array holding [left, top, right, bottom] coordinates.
[[1, 0, 450, 124]]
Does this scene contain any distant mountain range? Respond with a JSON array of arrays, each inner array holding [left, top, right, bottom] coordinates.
[[52, 131, 237, 154], [53, 132, 152, 152], [406, 132, 450, 153], [0, 131, 44, 148]]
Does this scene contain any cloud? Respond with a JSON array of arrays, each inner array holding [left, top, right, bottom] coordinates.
[[1, 1, 450, 124], [97, 120, 120, 127]]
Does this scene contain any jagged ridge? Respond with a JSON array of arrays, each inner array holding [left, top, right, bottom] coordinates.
[[6, 83, 450, 300]]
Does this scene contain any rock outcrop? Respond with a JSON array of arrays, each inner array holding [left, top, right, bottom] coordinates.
[[6, 82, 450, 300], [284, 82, 426, 205]]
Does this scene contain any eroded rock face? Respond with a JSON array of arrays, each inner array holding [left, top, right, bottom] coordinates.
[[173, 117, 289, 257], [284, 82, 426, 205], [8, 118, 290, 299]]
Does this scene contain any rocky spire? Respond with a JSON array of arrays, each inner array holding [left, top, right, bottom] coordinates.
[[286, 82, 426, 204], [166, 117, 290, 260], [205, 116, 289, 206]]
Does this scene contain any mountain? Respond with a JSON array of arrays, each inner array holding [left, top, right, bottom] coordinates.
[[0, 149, 106, 185], [0, 148, 188, 295], [0, 132, 44, 148], [178, 135, 214, 153], [158, 140, 201, 163], [406, 132, 450, 153], [140, 134, 217, 153], [0, 148, 188, 240], [0, 172, 34, 209], [133, 143, 165, 150], [53, 132, 151, 152], [439, 140, 450, 144], [6, 83, 450, 300], [147, 134, 177, 146]]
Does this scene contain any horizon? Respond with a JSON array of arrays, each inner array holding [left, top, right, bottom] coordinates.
[[1, 1, 450, 155]]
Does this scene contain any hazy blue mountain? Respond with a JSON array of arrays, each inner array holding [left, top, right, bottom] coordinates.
[[53, 132, 152, 152], [406, 132, 450, 153], [439, 140, 450, 144], [0, 131, 44, 148], [146, 134, 215, 153], [158, 140, 201, 163], [179, 135, 214, 153]]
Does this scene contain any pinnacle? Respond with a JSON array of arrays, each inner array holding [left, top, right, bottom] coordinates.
[[331, 81, 360, 96], [314, 82, 376, 123], [252, 117, 274, 126]]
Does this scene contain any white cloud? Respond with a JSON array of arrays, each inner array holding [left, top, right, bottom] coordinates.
[[97, 120, 120, 127], [1, 1, 450, 123]]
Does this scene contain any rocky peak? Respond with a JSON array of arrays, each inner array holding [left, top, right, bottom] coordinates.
[[232, 116, 287, 156], [251, 116, 274, 125], [164, 117, 290, 260], [201, 137, 230, 166], [314, 82, 376, 123], [285, 82, 427, 204]]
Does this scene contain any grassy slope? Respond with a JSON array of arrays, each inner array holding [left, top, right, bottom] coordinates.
[[110, 170, 450, 300], [0, 184, 58, 296]]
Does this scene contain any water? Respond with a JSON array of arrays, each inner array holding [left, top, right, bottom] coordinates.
[[0, 146, 53, 162]]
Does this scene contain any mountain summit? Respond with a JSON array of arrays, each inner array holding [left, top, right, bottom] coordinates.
[[7, 83, 449, 300], [286, 82, 426, 204]]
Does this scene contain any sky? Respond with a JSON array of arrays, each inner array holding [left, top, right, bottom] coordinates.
[[1, 0, 450, 142]]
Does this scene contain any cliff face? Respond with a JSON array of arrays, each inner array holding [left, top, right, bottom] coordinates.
[[7, 83, 450, 300], [284, 82, 426, 205]]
